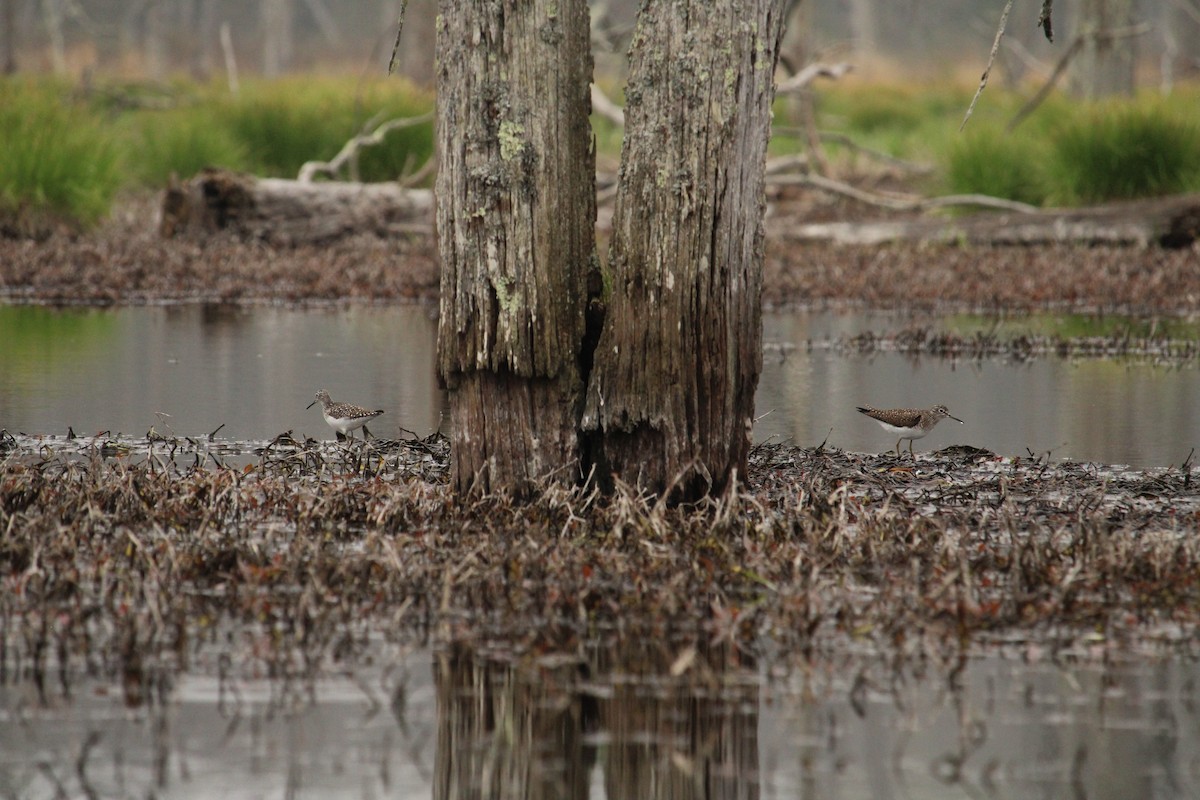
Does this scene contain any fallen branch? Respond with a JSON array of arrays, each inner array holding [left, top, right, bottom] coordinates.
[[777, 193, 1200, 248], [297, 112, 434, 183], [590, 84, 625, 127], [775, 61, 854, 94], [768, 173, 1038, 214]]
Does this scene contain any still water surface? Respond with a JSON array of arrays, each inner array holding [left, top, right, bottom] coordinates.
[[1, 648, 1196, 799], [2, 304, 1197, 467], [3, 303, 1199, 797]]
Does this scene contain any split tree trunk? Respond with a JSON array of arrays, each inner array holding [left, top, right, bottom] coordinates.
[[581, 0, 787, 500], [435, 0, 596, 495]]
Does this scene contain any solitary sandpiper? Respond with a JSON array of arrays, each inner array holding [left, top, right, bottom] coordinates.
[[856, 404, 963, 458], [307, 389, 384, 441]]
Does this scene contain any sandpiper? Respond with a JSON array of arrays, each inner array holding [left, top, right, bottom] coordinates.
[[856, 404, 963, 458], [307, 389, 384, 441]]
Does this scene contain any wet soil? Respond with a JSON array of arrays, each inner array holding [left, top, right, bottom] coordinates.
[[1, 192, 1198, 314]]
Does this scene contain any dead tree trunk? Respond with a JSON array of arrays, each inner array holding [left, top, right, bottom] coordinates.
[[581, 0, 786, 500], [435, 0, 596, 495]]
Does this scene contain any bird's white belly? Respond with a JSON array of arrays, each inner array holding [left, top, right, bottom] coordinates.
[[324, 411, 369, 434], [879, 423, 927, 440]]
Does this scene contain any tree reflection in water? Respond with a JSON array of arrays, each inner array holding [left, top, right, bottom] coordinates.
[[434, 639, 761, 799]]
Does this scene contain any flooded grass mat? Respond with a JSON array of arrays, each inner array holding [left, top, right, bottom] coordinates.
[[3, 429, 1197, 708]]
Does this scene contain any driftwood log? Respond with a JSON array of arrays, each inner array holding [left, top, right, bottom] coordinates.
[[778, 193, 1200, 248], [161, 168, 1198, 250], [160, 168, 433, 245]]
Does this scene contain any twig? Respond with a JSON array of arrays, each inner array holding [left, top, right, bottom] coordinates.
[[387, 0, 410, 76], [1037, 0, 1054, 42], [961, 0, 1015, 131]]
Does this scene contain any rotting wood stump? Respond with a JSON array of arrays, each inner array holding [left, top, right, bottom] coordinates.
[[159, 167, 432, 246]]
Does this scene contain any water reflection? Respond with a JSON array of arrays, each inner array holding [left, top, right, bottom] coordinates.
[[0, 304, 447, 442], [2, 647, 1198, 799], [435, 641, 759, 799], [1, 305, 1197, 466], [759, 311, 1200, 467]]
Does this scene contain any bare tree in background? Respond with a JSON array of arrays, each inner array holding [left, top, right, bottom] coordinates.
[[261, 0, 293, 77], [1077, 0, 1136, 96]]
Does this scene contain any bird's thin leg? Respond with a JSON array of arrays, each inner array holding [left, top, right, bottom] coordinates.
[[894, 440, 901, 457], [908, 440, 915, 459], [362, 426, 372, 440]]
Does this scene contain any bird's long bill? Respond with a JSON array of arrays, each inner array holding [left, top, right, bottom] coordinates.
[[950, 414, 964, 423], [306, 400, 317, 409]]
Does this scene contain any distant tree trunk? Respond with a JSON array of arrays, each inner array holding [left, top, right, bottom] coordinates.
[[194, 0, 216, 79], [581, 0, 786, 500], [2, 0, 17, 73], [435, 0, 596, 495], [41, 0, 67, 74], [261, 0, 293, 77], [847, 0, 879, 58], [144, 0, 166, 79], [1076, 0, 1135, 97]]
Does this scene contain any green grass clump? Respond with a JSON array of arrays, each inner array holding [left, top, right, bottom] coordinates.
[[0, 79, 122, 232], [128, 105, 251, 186], [946, 129, 1048, 205], [119, 76, 434, 187], [1048, 101, 1200, 204], [211, 78, 434, 181]]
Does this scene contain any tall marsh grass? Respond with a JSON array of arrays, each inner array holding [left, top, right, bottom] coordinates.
[[811, 82, 1200, 206], [130, 77, 435, 186], [0, 79, 122, 233], [1049, 101, 1200, 204]]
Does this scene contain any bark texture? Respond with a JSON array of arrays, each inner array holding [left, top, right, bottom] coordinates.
[[436, 0, 596, 494], [582, 0, 786, 500]]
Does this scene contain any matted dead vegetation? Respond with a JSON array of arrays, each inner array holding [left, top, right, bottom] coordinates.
[[3, 430, 1197, 704], [2, 194, 1199, 313]]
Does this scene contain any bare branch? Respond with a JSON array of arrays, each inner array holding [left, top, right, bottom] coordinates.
[[387, 0, 410, 76], [590, 83, 625, 127], [768, 173, 1038, 214], [1006, 37, 1083, 132], [960, 0, 1015, 132], [1007, 23, 1150, 132], [1038, 0, 1054, 42], [298, 112, 434, 183], [775, 61, 854, 95]]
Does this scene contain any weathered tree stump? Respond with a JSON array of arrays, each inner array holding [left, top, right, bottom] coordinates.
[[160, 167, 432, 245]]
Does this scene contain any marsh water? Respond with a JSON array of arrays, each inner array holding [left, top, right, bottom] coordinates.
[[2, 304, 1198, 467], [2, 646, 1198, 799]]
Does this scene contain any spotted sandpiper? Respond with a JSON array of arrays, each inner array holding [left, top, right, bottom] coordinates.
[[856, 404, 963, 458], [307, 389, 384, 441]]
